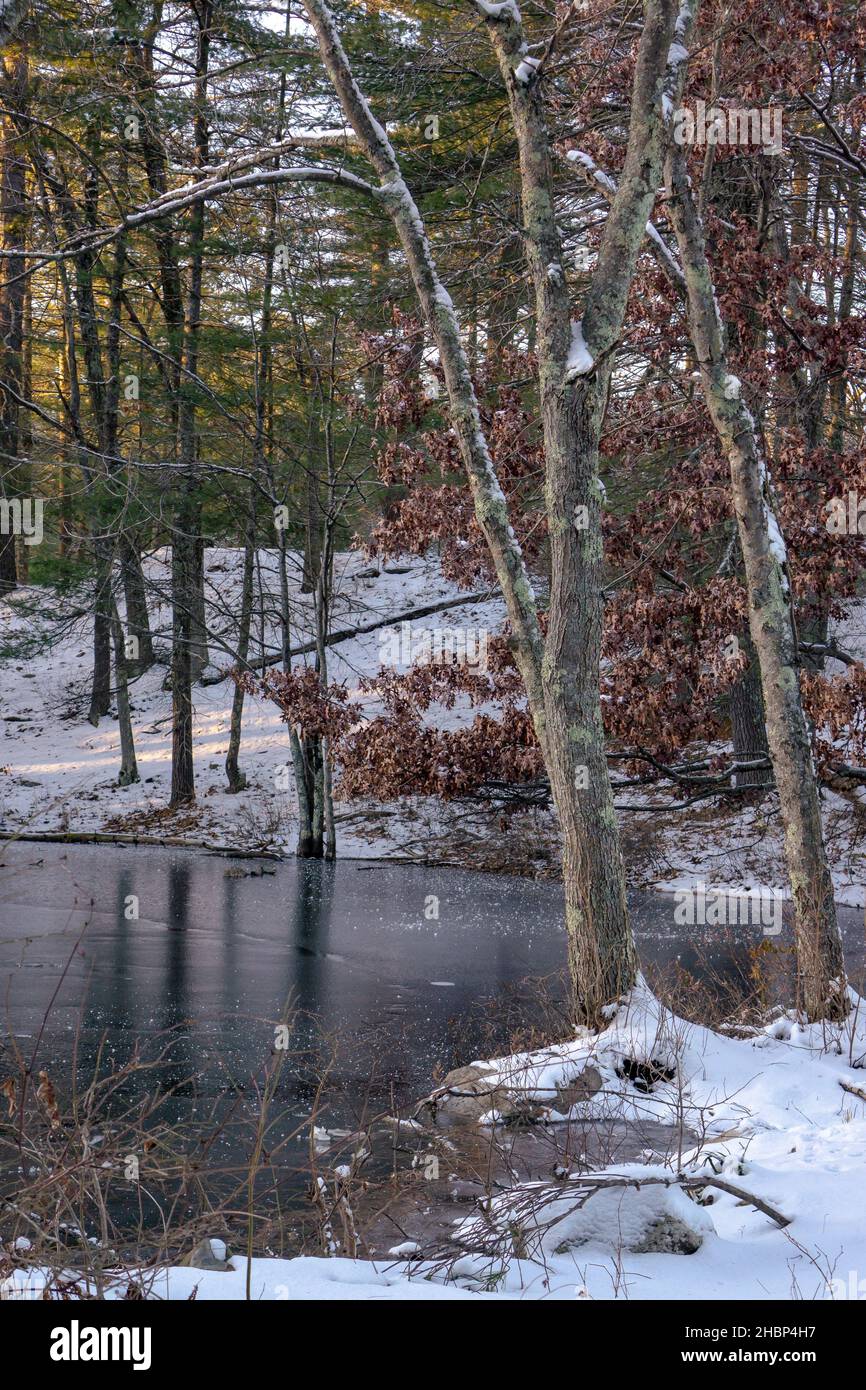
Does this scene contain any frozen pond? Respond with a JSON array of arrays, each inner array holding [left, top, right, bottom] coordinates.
[[0, 841, 862, 1245]]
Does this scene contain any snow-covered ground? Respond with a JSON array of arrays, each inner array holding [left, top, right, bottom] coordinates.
[[0, 548, 505, 859], [1, 547, 864, 904], [5, 982, 866, 1301]]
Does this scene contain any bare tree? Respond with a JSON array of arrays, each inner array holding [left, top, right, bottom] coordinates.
[[662, 2, 847, 1020], [302, 0, 678, 1021], [170, 0, 213, 806]]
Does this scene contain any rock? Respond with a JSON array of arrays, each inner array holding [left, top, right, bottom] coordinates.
[[195, 664, 224, 686], [354, 565, 380, 579], [552, 1065, 603, 1112], [416, 1064, 544, 1128], [447, 1179, 490, 1202], [632, 1215, 703, 1255], [553, 1182, 710, 1257], [182, 1237, 231, 1272], [616, 1056, 676, 1093], [380, 1116, 424, 1143], [415, 1061, 603, 1127]]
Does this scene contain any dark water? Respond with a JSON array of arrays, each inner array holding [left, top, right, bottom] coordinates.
[[0, 842, 862, 1243]]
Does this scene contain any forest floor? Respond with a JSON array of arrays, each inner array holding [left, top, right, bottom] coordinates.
[[1, 546, 865, 907]]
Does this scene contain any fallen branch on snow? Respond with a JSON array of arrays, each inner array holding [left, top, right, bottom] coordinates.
[[200, 588, 494, 684]]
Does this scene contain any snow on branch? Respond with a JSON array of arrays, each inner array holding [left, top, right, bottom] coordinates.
[[170, 131, 358, 182], [662, 0, 697, 121], [565, 147, 686, 294], [121, 165, 377, 231], [565, 320, 595, 379], [514, 54, 540, 83], [474, 0, 522, 21]]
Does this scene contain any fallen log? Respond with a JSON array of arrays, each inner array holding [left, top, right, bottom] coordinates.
[[200, 588, 494, 684], [498, 1171, 792, 1233], [0, 829, 284, 860]]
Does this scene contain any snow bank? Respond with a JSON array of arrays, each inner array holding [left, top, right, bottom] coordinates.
[[6, 984, 866, 1300]]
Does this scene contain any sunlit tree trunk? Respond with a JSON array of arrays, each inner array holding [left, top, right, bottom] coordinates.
[[0, 50, 26, 594], [225, 511, 254, 793]]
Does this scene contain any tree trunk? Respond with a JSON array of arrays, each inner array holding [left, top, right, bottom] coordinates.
[[51, 137, 124, 729], [544, 380, 636, 1014], [0, 51, 28, 595], [169, 481, 197, 806], [291, 731, 323, 858], [110, 597, 139, 786], [301, 463, 321, 595], [480, 0, 676, 1017], [182, 6, 211, 685], [190, 530, 208, 681], [730, 643, 770, 789], [88, 545, 113, 725], [314, 444, 337, 863], [15, 275, 31, 582], [169, 0, 211, 798], [118, 533, 154, 672], [303, 0, 676, 1022], [290, 731, 309, 851], [665, 129, 847, 1021], [225, 505, 255, 793]]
